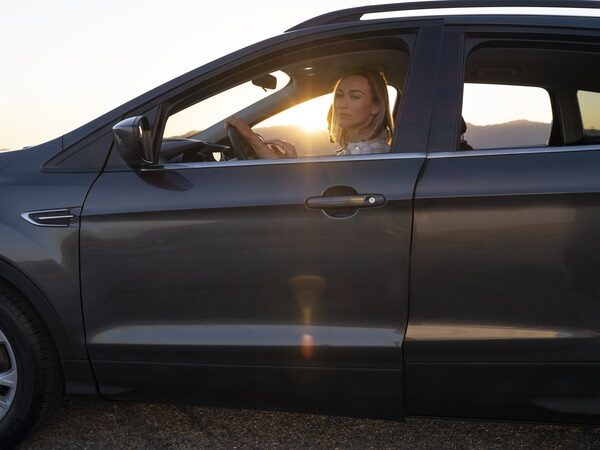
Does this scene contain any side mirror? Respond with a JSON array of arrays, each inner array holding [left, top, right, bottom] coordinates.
[[112, 116, 154, 168], [252, 73, 277, 91]]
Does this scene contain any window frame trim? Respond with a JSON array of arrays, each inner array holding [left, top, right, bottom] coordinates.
[[427, 143, 600, 159], [141, 151, 427, 172], [154, 34, 418, 164], [577, 89, 600, 138], [428, 24, 600, 154]]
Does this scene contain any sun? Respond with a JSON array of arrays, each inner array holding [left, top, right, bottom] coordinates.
[[259, 94, 333, 132], [258, 86, 397, 132]]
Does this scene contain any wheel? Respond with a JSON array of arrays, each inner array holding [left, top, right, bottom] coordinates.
[[0, 284, 63, 449], [227, 126, 255, 159]]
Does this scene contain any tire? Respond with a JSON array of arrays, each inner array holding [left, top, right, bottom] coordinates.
[[0, 283, 63, 449]]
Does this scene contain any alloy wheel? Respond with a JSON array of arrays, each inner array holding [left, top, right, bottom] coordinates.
[[0, 329, 17, 421]]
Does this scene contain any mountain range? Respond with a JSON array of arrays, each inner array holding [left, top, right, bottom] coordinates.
[[255, 119, 553, 155], [463, 119, 551, 150]]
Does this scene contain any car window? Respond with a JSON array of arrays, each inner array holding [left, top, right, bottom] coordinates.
[[460, 43, 600, 151], [158, 46, 411, 164], [163, 71, 290, 140], [577, 90, 600, 139], [461, 83, 552, 150], [254, 86, 398, 157]]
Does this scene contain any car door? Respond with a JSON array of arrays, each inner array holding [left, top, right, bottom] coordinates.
[[80, 24, 442, 417], [406, 24, 600, 423]]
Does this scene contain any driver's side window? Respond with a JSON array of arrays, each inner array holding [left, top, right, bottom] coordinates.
[[254, 93, 339, 157], [163, 71, 290, 140], [255, 87, 398, 157], [159, 48, 409, 163], [160, 71, 289, 162]]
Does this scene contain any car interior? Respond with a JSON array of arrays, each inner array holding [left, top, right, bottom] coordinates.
[[159, 40, 600, 161], [463, 42, 600, 150], [159, 47, 411, 163]]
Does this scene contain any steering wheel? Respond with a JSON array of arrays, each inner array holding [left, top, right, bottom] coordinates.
[[227, 126, 255, 160]]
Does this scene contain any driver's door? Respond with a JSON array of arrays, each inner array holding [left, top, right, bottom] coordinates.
[[79, 24, 442, 417], [81, 156, 422, 416]]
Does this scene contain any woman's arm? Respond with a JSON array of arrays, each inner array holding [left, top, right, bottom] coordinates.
[[225, 117, 296, 159]]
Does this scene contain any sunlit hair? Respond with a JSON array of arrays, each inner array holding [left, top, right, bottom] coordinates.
[[328, 68, 394, 147]]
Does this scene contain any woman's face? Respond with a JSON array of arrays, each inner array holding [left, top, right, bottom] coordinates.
[[333, 75, 379, 134]]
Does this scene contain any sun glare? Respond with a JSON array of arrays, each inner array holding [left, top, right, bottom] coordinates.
[[259, 86, 398, 132], [259, 94, 333, 131]]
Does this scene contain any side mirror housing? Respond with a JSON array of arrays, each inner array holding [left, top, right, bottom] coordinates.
[[112, 116, 154, 168], [252, 73, 277, 90]]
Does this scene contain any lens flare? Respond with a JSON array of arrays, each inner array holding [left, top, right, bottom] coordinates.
[[301, 333, 314, 359]]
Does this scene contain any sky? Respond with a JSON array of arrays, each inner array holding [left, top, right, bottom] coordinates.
[[2, 0, 407, 150], [0, 1, 565, 150]]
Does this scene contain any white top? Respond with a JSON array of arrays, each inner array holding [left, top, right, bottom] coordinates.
[[338, 130, 390, 156]]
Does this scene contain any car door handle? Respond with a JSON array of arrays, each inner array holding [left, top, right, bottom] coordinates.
[[305, 194, 385, 209]]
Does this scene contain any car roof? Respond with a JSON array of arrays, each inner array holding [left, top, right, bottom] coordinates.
[[287, 0, 600, 32]]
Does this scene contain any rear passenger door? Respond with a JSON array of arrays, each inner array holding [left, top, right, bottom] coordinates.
[[406, 25, 600, 423]]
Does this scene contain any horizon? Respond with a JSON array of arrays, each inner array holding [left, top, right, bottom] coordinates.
[[0, 116, 556, 153]]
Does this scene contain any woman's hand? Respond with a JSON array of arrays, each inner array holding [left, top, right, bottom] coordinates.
[[225, 117, 260, 143], [225, 117, 297, 159], [264, 139, 297, 158]]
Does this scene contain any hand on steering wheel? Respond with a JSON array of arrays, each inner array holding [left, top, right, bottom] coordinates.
[[264, 139, 297, 158], [226, 117, 297, 160], [227, 126, 255, 160], [226, 117, 257, 160]]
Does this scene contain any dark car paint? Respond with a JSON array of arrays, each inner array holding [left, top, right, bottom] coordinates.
[[75, 21, 448, 415], [0, 139, 101, 392], [402, 21, 600, 421], [406, 148, 600, 423], [3, 12, 600, 422], [0, 139, 91, 359], [80, 156, 424, 417], [0, 150, 19, 172], [43, 132, 114, 173]]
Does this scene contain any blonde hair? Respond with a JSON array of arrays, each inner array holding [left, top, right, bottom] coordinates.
[[328, 69, 394, 147]]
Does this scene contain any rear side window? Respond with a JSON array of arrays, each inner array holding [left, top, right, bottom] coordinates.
[[461, 43, 600, 151], [577, 90, 600, 138], [461, 83, 552, 150]]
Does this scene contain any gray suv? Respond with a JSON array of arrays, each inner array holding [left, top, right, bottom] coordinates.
[[3, 1, 600, 446]]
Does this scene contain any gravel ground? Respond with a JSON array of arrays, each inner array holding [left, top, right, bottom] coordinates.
[[17, 396, 600, 449]]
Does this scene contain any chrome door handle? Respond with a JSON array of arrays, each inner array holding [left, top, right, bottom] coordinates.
[[305, 194, 385, 209]]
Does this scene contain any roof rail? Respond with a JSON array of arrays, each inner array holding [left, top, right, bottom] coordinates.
[[286, 0, 600, 32]]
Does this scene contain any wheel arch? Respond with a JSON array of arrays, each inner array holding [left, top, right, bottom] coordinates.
[[0, 257, 73, 362]]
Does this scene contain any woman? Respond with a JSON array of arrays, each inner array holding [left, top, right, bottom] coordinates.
[[226, 68, 394, 158]]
